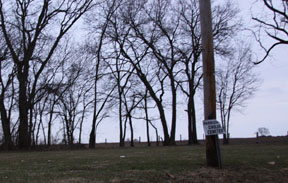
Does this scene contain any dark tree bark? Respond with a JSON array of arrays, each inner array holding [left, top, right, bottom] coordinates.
[[187, 95, 199, 145], [0, 99, 13, 149], [18, 75, 30, 149], [0, 55, 14, 149], [128, 113, 134, 147], [47, 98, 57, 146], [144, 90, 151, 147], [149, 120, 159, 146], [116, 58, 125, 147]]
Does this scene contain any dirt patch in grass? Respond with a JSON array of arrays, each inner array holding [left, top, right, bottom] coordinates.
[[50, 177, 99, 183], [98, 166, 288, 183], [174, 166, 288, 183]]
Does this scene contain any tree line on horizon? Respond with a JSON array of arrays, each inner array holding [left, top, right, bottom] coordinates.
[[0, 0, 284, 150]]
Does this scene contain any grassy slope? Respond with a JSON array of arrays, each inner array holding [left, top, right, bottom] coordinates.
[[0, 144, 287, 183]]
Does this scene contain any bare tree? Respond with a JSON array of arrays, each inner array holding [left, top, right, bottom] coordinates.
[[141, 89, 157, 146], [177, 0, 203, 145], [130, 88, 160, 146], [85, 0, 120, 149], [33, 97, 47, 146], [104, 0, 240, 146], [35, 63, 71, 147], [110, 28, 171, 145], [0, 43, 16, 149], [123, 85, 145, 147], [157, 0, 239, 145], [56, 58, 92, 147], [258, 127, 270, 136], [130, 0, 183, 145], [252, 0, 288, 63], [106, 51, 136, 147], [0, 0, 94, 149], [216, 44, 259, 144], [42, 50, 74, 146], [107, 0, 181, 145], [143, 89, 152, 146]]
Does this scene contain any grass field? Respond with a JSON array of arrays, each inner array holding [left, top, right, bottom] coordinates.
[[0, 143, 288, 183]]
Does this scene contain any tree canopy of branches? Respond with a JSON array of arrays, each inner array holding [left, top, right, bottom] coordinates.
[[102, 0, 241, 146], [0, 0, 254, 149], [0, 0, 94, 149], [177, 0, 240, 144], [253, 0, 288, 63], [0, 35, 15, 149]]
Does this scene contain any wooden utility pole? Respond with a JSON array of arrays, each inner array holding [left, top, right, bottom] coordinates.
[[199, 0, 222, 168]]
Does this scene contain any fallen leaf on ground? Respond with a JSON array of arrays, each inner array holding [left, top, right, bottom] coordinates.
[[268, 161, 276, 165], [166, 172, 176, 179]]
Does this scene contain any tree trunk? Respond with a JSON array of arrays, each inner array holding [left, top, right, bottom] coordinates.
[[89, 125, 96, 148], [169, 79, 177, 145], [29, 107, 35, 147], [148, 120, 159, 146], [66, 118, 74, 147], [225, 108, 231, 145], [158, 105, 170, 146], [146, 119, 151, 147], [0, 100, 12, 149], [128, 114, 134, 147], [118, 44, 170, 145], [187, 103, 193, 144], [147, 91, 169, 145], [190, 94, 199, 144], [35, 119, 42, 146], [67, 131, 74, 147], [41, 119, 46, 145], [144, 98, 151, 146], [119, 100, 125, 147], [144, 93, 151, 146], [78, 96, 88, 145], [223, 133, 229, 144], [47, 108, 53, 146], [62, 121, 67, 145], [156, 135, 159, 146], [18, 77, 30, 149]]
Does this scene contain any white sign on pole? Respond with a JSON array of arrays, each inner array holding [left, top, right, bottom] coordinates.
[[203, 119, 224, 136]]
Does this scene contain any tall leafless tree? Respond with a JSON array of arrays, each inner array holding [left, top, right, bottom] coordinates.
[[164, 0, 240, 145], [128, 0, 182, 145], [108, 0, 180, 145], [103, 0, 241, 146], [216, 44, 259, 144], [122, 83, 145, 147], [106, 50, 136, 147], [56, 57, 92, 146], [85, 0, 120, 149]]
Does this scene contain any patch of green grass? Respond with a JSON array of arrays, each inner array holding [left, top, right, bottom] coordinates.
[[0, 144, 287, 182], [222, 144, 288, 168]]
